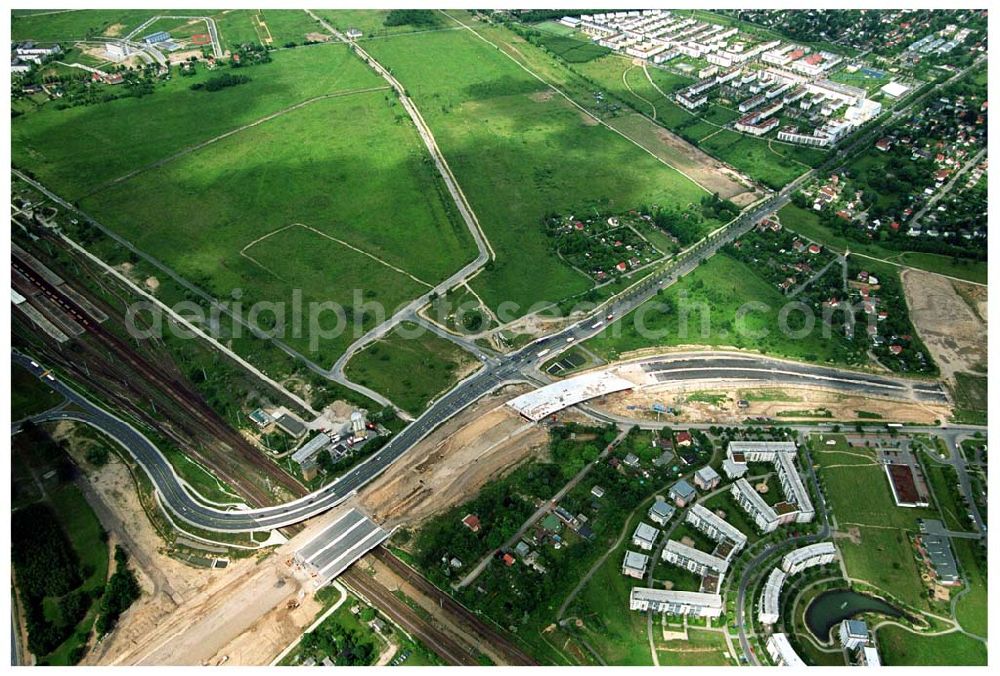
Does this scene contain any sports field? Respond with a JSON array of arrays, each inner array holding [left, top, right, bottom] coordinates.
[[365, 24, 723, 315]]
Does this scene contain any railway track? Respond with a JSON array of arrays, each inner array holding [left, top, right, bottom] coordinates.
[[371, 547, 538, 666], [339, 568, 479, 666], [12, 252, 307, 506]]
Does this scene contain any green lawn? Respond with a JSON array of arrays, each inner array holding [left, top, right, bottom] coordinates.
[[876, 626, 986, 666], [365, 27, 716, 317], [344, 321, 479, 414], [952, 539, 987, 638], [836, 526, 929, 611], [584, 253, 860, 365], [12, 364, 64, 420], [13, 44, 384, 200], [79, 89, 476, 368], [571, 513, 655, 665], [919, 456, 970, 532]]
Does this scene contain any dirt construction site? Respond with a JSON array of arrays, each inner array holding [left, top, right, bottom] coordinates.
[[357, 383, 550, 528], [596, 383, 951, 425], [68, 382, 557, 666], [901, 268, 987, 384]]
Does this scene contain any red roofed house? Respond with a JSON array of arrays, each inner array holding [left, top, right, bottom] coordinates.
[[889, 345, 904, 355], [875, 138, 892, 152], [502, 553, 515, 566], [675, 431, 693, 447], [804, 53, 823, 65], [616, 261, 628, 272], [808, 243, 822, 255], [462, 514, 481, 533]]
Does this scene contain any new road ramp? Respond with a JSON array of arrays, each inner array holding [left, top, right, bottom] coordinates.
[[295, 508, 388, 586]]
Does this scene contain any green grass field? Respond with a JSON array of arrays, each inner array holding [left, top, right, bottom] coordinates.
[[812, 440, 938, 530], [876, 626, 986, 666], [365, 26, 717, 316], [78, 88, 476, 368], [836, 526, 929, 611], [584, 254, 860, 365], [952, 539, 987, 638], [565, 54, 823, 188], [11, 9, 164, 41], [344, 321, 479, 414], [317, 8, 461, 39], [950, 372, 987, 424], [12, 45, 385, 199], [12, 364, 64, 420], [571, 515, 655, 665]]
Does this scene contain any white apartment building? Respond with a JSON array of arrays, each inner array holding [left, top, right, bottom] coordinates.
[[661, 540, 729, 576], [686, 503, 748, 555], [782, 542, 837, 575], [629, 588, 723, 618], [767, 633, 805, 666], [758, 567, 787, 625]]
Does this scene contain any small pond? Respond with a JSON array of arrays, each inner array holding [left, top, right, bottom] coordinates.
[[804, 588, 908, 641]]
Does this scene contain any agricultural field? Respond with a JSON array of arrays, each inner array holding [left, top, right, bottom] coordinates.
[[344, 321, 480, 415], [214, 9, 327, 49], [365, 25, 722, 316], [584, 254, 860, 365], [77, 87, 476, 368]]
